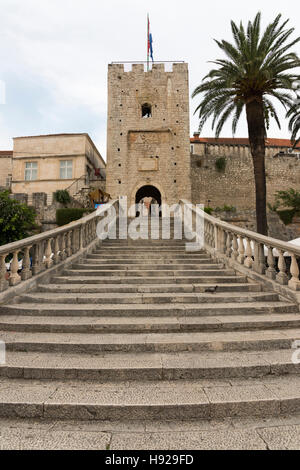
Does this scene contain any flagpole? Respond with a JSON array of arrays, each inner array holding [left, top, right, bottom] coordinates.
[[147, 13, 149, 71]]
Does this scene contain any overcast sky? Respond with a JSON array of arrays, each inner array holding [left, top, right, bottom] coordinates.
[[0, 0, 300, 158]]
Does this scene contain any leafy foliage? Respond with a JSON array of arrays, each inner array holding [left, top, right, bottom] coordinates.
[[215, 205, 237, 212], [215, 157, 227, 172], [275, 188, 300, 212], [56, 208, 94, 227], [0, 191, 36, 246], [54, 190, 71, 205], [204, 207, 214, 215], [192, 12, 300, 137], [277, 209, 296, 225]]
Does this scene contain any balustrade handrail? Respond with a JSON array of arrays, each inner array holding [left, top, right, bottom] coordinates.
[[180, 199, 300, 292], [180, 199, 300, 256], [0, 200, 117, 256]]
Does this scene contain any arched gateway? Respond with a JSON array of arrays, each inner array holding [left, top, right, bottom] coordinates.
[[135, 185, 161, 217]]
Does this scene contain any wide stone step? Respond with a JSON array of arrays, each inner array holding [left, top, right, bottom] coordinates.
[[51, 275, 248, 285], [38, 282, 261, 294], [101, 241, 188, 247], [2, 302, 297, 317], [18, 292, 279, 305], [0, 375, 299, 420], [83, 257, 213, 264], [1, 328, 299, 353], [62, 268, 236, 277], [0, 313, 299, 334], [0, 349, 298, 381], [91, 247, 191, 252], [72, 262, 219, 270], [89, 252, 209, 259]]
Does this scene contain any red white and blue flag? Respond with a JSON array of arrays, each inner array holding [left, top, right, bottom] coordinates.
[[147, 14, 154, 67]]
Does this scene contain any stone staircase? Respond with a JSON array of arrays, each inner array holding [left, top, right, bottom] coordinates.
[[0, 224, 300, 424]]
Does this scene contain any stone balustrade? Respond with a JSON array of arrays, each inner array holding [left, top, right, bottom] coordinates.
[[0, 200, 118, 293], [180, 200, 300, 292]]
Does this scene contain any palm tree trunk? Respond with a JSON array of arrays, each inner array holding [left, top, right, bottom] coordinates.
[[246, 98, 268, 235]]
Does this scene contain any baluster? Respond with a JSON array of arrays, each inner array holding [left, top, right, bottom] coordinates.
[[232, 234, 239, 261], [53, 236, 60, 264], [21, 246, 32, 280], [61, 233, 67, 260], [276, 250, 288, 285], [210, 224, 215, 248], [253, 242, 266, 274], [244, 238, 253, 268], [32, 242, 42, 275], [44, 238, 53, 268], [237, 236, 245, 264], [72, 229, 77, 254], [9, 250, 21, 286], [66, 231, 72, 257], [288, 253, 300, 290], [220, 228, 226, 254], [214, 225, 218, 251], [266, 246, 276, 280], [226, 232, 232, 257], [0, 254, 9, 292], [79, 225, 84, 249]]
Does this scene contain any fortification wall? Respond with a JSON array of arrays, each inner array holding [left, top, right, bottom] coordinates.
[[191, 143, 300, 209]]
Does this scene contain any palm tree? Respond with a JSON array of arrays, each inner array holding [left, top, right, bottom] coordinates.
[[192, 12, 300, 235], [287, 90, 300, 146]]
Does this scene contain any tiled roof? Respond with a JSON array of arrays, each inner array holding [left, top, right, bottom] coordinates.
[[0, 151, 13, 157], [190, 136, 300, 148]]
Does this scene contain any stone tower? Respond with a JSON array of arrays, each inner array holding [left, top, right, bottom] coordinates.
[[106, 62, 191, 211]]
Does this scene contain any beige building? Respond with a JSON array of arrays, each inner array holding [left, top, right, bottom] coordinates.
[[106, 62, 191, 212], [11, 133, 105, 203], [0, 151, 13, 190]]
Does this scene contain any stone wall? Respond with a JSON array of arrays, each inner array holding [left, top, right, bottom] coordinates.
[[0, 153, 13, 189], [106, 63, 191, 208], [191, 143, 300, 210]]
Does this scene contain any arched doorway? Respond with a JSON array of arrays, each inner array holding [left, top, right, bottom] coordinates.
[[135, 185, 162, 217]]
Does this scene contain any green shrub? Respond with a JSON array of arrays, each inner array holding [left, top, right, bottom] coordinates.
[[275, 189, 300, 212], [0, 190, 36, 245], [277, 209, 296, 226], [56, 208, 94, 227], [215, 157, 226, 172], [204, 207, 214, 215], [54, 190, 71, 205], [215, 205, 237, 213]]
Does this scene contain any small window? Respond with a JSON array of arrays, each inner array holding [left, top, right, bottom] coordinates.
[[190, 145, 194, 154], [142, 103, 152, 118], [25, 162, 37, 181], [60, 160, 73, 179]]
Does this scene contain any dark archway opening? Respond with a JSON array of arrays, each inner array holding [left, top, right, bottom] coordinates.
[[141, 103, 152, 118], [135, 185, 162, 217]]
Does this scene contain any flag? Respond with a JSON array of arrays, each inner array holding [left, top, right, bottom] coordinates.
[[147, 14, 154, 67]]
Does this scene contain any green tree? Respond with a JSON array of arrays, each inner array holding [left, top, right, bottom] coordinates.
[[192, 12, 300, 235], [275, 188, 300, 212], [0, 191, 36, 246]]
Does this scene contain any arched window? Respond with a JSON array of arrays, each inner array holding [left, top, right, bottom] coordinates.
[[141, 103, 152, 118]]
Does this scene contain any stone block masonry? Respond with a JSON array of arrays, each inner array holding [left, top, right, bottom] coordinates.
[[191, 142, 300, 210], [106, 62, 191, 207]]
